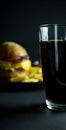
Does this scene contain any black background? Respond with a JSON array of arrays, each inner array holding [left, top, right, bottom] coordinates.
[[0, 2, 66, 129], [0, 0, 66, 62]]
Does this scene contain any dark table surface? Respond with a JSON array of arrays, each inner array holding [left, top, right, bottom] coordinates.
[[0, 83, 66, 130]]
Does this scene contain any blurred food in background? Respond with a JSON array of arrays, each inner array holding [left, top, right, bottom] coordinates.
[[22, 66, 43, 82], [0, 41, 43, 82]]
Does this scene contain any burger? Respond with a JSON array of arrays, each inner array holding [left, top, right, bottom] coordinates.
[[0, 41, 31, 82]]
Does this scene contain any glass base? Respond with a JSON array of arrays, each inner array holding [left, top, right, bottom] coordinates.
[[46, 99, 66, 111]]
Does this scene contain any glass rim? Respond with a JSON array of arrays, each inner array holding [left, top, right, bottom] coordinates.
[[39, 24, 66, 27]]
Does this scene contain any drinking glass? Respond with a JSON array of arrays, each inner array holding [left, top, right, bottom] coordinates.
[[39, 24, 66, 111]]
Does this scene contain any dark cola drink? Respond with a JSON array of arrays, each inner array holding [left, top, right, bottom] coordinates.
[[40, 40, 66, 104]]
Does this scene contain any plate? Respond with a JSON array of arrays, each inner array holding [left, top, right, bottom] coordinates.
[[0, 80, 44, 92]]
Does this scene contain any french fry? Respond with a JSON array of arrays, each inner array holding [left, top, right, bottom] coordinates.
[[22, 66, 43, 82], [11, 66, 43, 82]]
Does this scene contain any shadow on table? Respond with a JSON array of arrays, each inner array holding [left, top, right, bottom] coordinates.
[[0, 103, 46, 116]]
